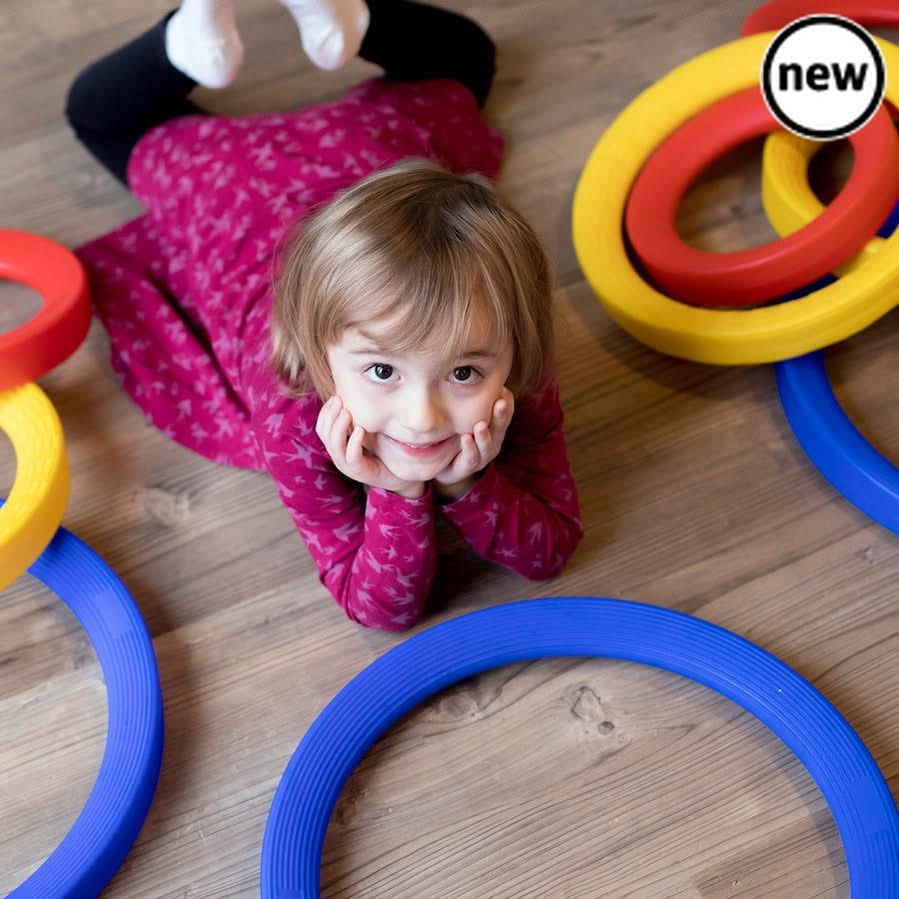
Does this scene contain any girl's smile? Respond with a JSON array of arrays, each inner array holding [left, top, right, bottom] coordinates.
[[384, 434, 455, 456]]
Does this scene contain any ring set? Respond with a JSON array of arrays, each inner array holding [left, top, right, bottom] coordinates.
[[6, 3, 898, 892], [1, 230, 164, 897], [0, 228, 90, 590], [572, 29, 899, 364], [573, 2, 898, 534]]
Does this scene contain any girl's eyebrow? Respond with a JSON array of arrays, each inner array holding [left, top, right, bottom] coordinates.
[[348, 328, 393, 355], [349, 328, 499, 360], [348, 345, 390, 355], [348, 345, 499, 360], [459, 348, 499, 360]]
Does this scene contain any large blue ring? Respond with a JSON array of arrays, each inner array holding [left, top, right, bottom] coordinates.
[[777, 351, 899, 534], [6, 516, 164, 898], [880, 199, 899, 239], [261, 596, 899, 897]]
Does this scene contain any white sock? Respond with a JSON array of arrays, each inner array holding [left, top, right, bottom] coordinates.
[[165, 0, 244, 89], [280, 0, 370, 71]]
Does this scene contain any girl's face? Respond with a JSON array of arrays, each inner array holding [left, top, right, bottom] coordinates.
[[325, 305, 514, 483]]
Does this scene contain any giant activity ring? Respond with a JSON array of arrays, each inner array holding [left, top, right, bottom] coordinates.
[[260, 597, 899, 897], [0, 383, 69, 592], [0, 229, 91, 390], [743, 1, 899, 36], [6, 513, 164, 898], [747, 0, 899, 253], [624, 87, 899, 306], [777, 352, 898, 533], [572, 33, 899, 364], [762, 128, 891, 274]]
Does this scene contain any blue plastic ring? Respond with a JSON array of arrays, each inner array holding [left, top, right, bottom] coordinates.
[[777, 351, 899, 534], [261, 596, 899, 897], [879, 198, 899, 238], [5, 514, 164, 898]]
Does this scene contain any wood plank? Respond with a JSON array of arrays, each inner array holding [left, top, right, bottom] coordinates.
[[2, 0, 896, 895]]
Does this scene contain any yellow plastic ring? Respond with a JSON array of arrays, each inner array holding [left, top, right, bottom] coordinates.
[[761, 129, 884, 274], [0, 383, 69, 591], [572, 33, 899, 365]]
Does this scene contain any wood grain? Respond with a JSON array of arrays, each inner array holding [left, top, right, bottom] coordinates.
[[1, 1, 897, 895]]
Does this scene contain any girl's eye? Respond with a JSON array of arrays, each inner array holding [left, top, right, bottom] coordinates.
[[366, 363, 397, 382], [451, 366, 481, 384]]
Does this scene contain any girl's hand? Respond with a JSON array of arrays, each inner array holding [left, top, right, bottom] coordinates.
[[433, 388, 515, 501], [316, 396, 426, 499]]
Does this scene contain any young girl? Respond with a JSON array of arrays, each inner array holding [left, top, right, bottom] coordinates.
[[66, 0, 583, 631]]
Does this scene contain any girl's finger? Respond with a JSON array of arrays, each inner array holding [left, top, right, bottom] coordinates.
[[324, 430, 346, 468], [336, 408, 352, 441], [325, 410, 352, 463], [495, 409, 511, 439], [457, 434, 477, 473], [495, 393, 513, 423], [494, 395, 514, 437], [473, 421, 491, 453], [345, 426, 364, 467], [316, 397, 340, 437]]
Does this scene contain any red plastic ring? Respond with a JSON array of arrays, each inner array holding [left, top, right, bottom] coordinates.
[[743, 1, 899, 36], [623, 87, 899, 307], [0, 229, 91, 389]]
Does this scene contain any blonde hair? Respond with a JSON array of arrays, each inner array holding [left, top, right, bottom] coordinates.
[[272, 158, 554, 399]]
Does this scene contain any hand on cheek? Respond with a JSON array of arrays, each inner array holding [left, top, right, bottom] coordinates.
[[434, 387, 515, 501], [315, 396, 426, 499]]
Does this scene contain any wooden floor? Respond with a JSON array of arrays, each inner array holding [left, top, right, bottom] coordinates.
[[2, 1, 898, 895]]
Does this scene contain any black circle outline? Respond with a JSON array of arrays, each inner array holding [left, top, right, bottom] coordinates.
[[761, 14, 886, 140]]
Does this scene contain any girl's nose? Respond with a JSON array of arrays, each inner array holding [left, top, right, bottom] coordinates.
[[402, 389, 446, 435]]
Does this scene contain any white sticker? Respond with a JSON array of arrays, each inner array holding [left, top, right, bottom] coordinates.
[[761, 14, 886, 140]]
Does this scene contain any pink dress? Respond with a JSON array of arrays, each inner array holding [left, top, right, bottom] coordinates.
[[75, 77, 583, 630]]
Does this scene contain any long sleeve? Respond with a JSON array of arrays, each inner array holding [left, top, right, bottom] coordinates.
[[439, 374, 583, 579], [252, 395, 438, 631]]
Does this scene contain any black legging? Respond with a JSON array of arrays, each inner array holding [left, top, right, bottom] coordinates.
[[65, 0, 496, 185]]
